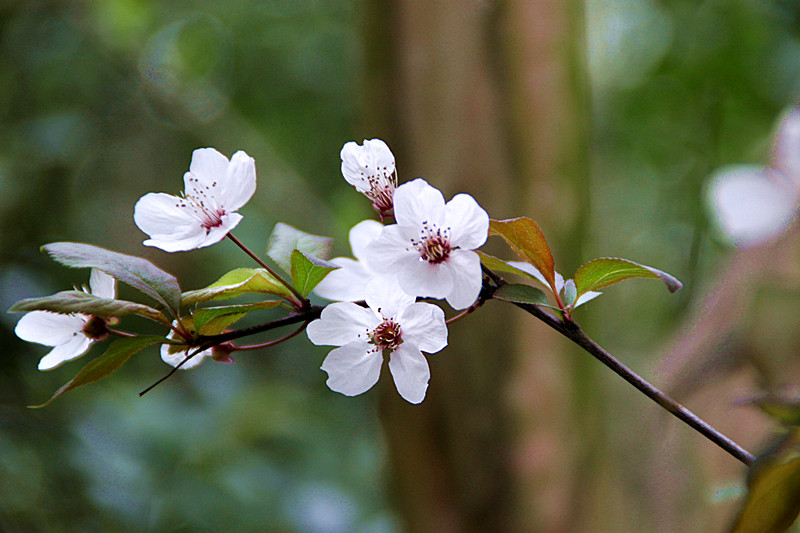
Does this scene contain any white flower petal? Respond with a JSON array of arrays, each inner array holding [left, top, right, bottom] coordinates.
[[574, 290, 602, 308], [313, 258, 373, 302], [89, 269, 116, 299], [398, 302, 447, 353], [340, 139, 395, 192], [15, 311, 85, 346], [134, 192, 199, 232], [443, 250, 482, 310], [160, 345, 210, 369], [388, 344, 430, 404], [392, 178, 446, 228], [38, 334, 94, 370], [707, 165, 798, 247], [306, 302, 377, 346], [398, 258, 454, 300], [160, 323, 214, 369], [507, 261, 548, 286], [506, 261, 564, 292], [321, 341, 383, 397], [134, 193, 208, 251], [220, 150, 257, 211], [365, 224, 417, 268], [349, 219, 384, 262], [444, 193, 489, 250], [364, 277, 415, 319], [186, 148, 230, 193]]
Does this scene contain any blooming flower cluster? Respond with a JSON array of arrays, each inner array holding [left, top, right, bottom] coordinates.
[[14, 139, 491, 404], [312, 139, 490, 401]]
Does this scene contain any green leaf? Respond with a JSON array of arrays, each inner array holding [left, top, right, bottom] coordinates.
[[492, 283, 553, 308], [9, 290, 167, 323], [192, 301, 283, 335], [730, 428, 800, 533], [290, 250, 339, 297], [30, 336, 166, 408], [43, 242, 181, 315], [266, 223, 332, 274], [489, 218, 556, 292], [181, 268, 293, 306], [573, 257, 682, 299]]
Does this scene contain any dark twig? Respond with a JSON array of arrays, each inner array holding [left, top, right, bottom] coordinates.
[[225, 232, 309, 309], [483, 271, 755, 466], [138, 306, 323, 396]]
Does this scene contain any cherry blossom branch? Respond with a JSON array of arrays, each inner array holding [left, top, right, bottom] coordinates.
[[232, 322, 308, 351], [483, 272, 755, 466], [138, 306, 323, 397], [225, 232, 310, 309]]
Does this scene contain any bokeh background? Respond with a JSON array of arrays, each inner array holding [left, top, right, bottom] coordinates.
[[2, 1, 800, 531]]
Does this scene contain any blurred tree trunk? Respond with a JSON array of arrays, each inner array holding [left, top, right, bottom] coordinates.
[[361, 1, 590, 532]]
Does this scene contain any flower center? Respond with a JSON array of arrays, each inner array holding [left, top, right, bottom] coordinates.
[[371, 319, 403, 351], [365, 169, 397, 215], [176, 193, 224, 231], [411, 222, 453, 264], [81, 316, 109, 341]]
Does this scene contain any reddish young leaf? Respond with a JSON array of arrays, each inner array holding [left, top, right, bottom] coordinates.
[[489, 218, 556, 292]]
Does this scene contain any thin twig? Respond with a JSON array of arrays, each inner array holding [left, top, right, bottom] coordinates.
[[483, 271, 755, 466], [138, 306, 323, 396], [233, 321, 309, 351], [225, 232, 309, 309]]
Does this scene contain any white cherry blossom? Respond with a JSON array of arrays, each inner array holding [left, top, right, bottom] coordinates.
[[507, 261, 601, 309], [160, 323, 215, 370], [15, 269, 117, 371], [341, 139, 397, 215], [707, 106, 800, 247], [313, 219, 385, 302], [365, 178, 489, 310], [134, 148, 256, 252], [307, 278, 447, 404]]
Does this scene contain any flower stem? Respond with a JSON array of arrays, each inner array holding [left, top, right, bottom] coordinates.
[[484, 272, 755, 466], [233, 322, 308, 351], [225, 232, 309, 309]]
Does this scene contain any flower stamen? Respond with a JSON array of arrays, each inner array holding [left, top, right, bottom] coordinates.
[[371, 319, 403, 351], [411, 221, 453, 264]]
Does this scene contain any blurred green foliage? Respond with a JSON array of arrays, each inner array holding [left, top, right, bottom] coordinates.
[[0, 1, 394, 532]]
